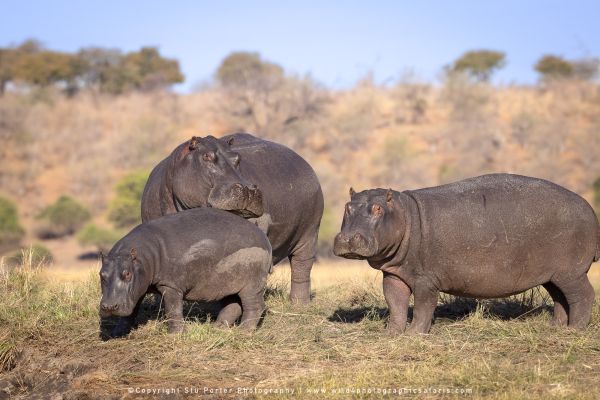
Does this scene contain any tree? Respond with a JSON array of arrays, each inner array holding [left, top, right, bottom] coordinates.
[[123, 47, 184, 92], [216, 51, 284, 88], [534, 55, 573, 80], [451, 50, 506, 81], [571, 57, 600, 81]]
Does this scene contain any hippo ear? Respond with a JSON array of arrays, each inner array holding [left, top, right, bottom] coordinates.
[[386, 188, 394, 204], [130, 248, 137, 261], [99, 251, 104, 261], [227, 137, 234, 146], [349, 187, 356, 198], [189, 136, 199, 151]]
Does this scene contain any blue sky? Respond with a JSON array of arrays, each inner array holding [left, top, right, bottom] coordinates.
[[1, 1, 599, 91]]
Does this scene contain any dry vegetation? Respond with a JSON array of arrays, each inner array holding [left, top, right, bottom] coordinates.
[[0, 256, 599, 399]]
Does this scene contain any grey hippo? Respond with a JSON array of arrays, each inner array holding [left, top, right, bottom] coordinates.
[[141, 133, 323, 305], [334, 173, 599, 334], [100, 207, 272, 336]]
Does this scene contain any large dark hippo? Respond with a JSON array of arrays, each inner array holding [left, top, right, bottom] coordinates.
[[141, 133, 324, 304], [141, 135, 263, 221], [100, 207, 272, 335], [334, 173, 599, 334]]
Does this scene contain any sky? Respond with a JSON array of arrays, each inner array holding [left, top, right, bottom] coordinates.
[[1, 1, 599, 92]]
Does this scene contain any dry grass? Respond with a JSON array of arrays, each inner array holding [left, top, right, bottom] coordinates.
[[1, 257, 599, 399]]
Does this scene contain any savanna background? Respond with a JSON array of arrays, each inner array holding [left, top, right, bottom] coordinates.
[[1, 2, 600, 399]]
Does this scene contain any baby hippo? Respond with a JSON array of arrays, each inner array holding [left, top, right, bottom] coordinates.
[[99, 207, 272, 335], [334, 174, 598, 334]]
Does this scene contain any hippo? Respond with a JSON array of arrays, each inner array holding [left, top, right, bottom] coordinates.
[[333, 173, 599, 334], [99, 207, 272, 336], [141, 133, 324, 305]]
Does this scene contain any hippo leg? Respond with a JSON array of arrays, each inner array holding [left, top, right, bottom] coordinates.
[[553, 274, 595, 329], [383, 273, 412, 334], [216, 295, 242, 327], [238, 286, 266, 330], [406, 282, 439, 335], [159, 286, 185, 334], [289, 235, 318, 304], [542, 282, 569, 326]]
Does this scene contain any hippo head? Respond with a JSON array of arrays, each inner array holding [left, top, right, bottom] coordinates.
[[171, 135, 263, 218], [333, 188, 405, 261], [99, 248, 150, 318]]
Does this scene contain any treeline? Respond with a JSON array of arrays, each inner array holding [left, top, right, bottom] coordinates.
[[0, 39, 183, 95]]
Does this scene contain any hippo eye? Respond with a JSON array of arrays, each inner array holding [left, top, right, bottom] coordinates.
[[372, 204, 383, 217], [202, 152, 216, 162], [121, 270, 132, 282]]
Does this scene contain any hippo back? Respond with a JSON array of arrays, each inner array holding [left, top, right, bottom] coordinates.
[[222, 133, 324, 264]]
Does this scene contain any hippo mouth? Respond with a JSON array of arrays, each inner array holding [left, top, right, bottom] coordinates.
[[333, 232, 377, 259], [229, 208, 262, 218], [333, 250, 368, 260]]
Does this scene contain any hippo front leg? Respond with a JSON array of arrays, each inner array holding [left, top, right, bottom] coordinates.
[[406, 281, 439, 335], [159, 286, 184, 334], [382, 273, 412, 334]]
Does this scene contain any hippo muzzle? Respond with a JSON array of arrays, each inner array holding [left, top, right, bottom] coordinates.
[[208, 183, 264, 218], [333, 231, 377, 259]]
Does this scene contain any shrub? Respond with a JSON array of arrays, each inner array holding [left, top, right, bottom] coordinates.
[[534, 55, 573, 80], [107, 171, 149, 228], [0, 196, 25, 252], [77, 224, 121, 253], [318, 206, 339, 257], [451, 49, 506, 81], [8, 244, 54, 266], [593, 176, 600, 212], [36, 195, 91, 238]]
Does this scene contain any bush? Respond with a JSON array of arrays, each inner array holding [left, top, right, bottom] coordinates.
[[77, 224, 121, 253], [318, 206, 339, 257], [593, 176, 600, 212], [36, 196, 91, 238], [0, 196, 25, 252], [451, 49, 506, 81], [534, 55, 573, 80], [8, 244, 54, 266], [107, 171, 149, 228]]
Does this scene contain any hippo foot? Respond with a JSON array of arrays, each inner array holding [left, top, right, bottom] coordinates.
[[385, 323, 406, 336], [167, 321, 185, 334], [289, 295, 311, 306]]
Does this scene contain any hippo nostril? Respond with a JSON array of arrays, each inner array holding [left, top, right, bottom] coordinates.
[[353, 233, 362, 241], [233, 183, 243, 191], [249, 184, 257, 191]]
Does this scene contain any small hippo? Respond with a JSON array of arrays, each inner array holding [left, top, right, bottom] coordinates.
[[334, 174, 599, 334], [99, 207, 272, 336]]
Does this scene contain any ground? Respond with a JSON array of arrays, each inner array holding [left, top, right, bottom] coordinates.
[[0, 259, 599, 399]]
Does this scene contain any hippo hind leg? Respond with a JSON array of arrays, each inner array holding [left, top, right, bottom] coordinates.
[[542, 282, 569, 327], [289, 234, 318, 305], [216, 295, 242, 327], [238, 285, 266, 330], [551, 274, 595, 329]]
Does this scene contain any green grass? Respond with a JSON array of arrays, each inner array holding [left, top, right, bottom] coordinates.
[[0, 261, 599, 399]]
